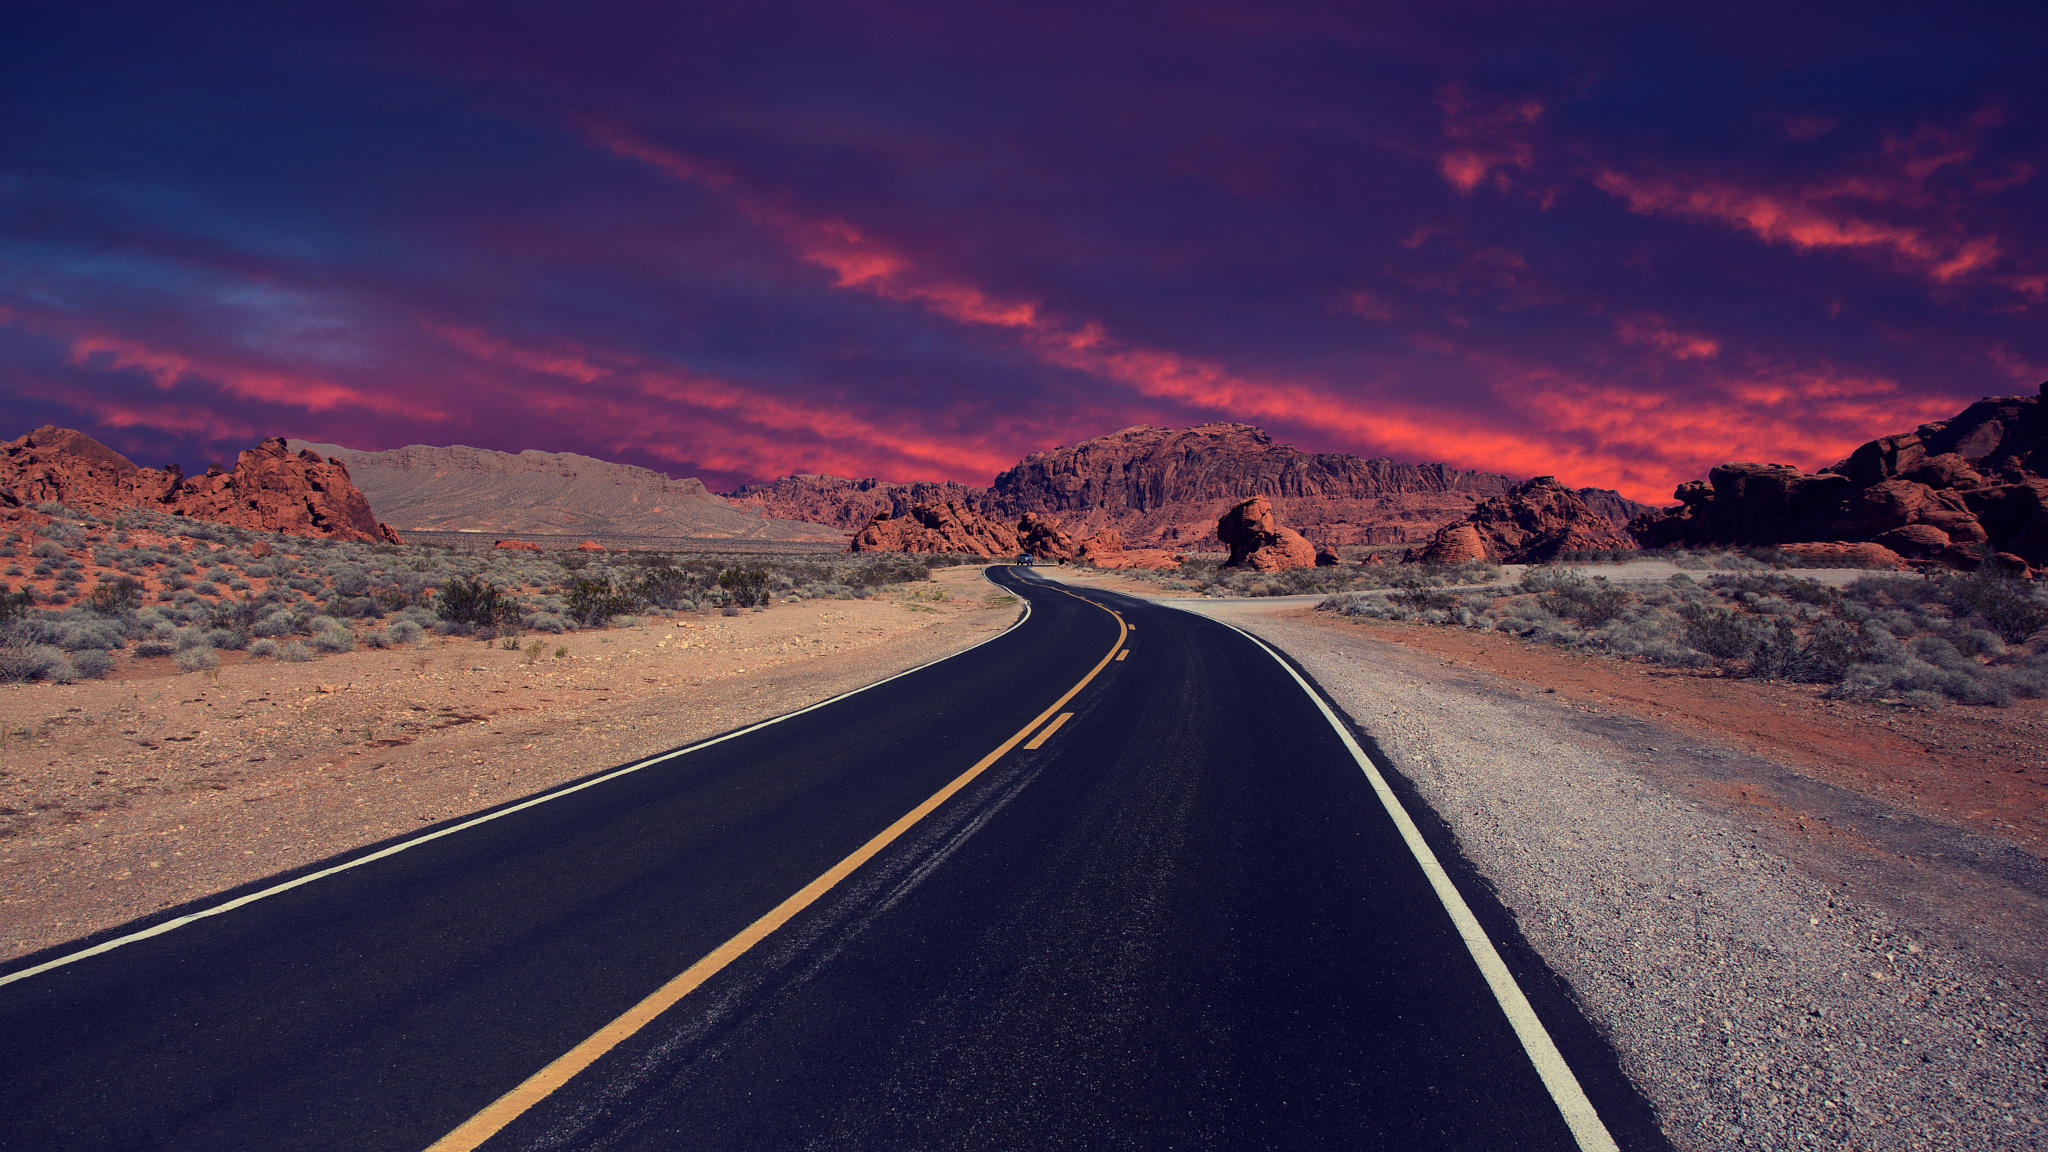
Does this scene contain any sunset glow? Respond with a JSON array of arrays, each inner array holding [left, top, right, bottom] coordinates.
[[4, 4, 2043, 502]]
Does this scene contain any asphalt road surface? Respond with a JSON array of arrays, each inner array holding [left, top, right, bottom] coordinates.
[[0, 567, 1668, 1151]]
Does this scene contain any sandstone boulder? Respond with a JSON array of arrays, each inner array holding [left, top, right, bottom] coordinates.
[[1776, 541, 1910, 570], [1217, 495, 1319, 570], [494, 539, 543, 551], [1315, 547, 1341, 567], [1411, 522, 1487, 566]]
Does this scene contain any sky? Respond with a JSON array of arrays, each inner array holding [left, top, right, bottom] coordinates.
[[3, 2, 2044, 504]]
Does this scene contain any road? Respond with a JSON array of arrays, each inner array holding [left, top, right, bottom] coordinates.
[[0, 567, 1666, 1151]]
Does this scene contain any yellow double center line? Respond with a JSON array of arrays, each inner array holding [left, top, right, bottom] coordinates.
[[427, 583, 1126, 1151]]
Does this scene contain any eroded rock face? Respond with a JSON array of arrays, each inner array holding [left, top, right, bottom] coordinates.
[[494, 539, 543, 550], [0, 428, 402, 544], [1408, 475, 1637, 564], [1631, 384, 2048, 570], [849, 501, 1022, 556], [988, 423, 1520, 547], [731, 423, 1622, 549], [1017, 511, 1078, 562], [1217, 495, 1319, 570]]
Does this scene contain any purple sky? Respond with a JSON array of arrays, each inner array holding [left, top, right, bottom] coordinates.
[[3, 2, 2043, 502]]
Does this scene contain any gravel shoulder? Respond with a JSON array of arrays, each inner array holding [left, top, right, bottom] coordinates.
[[0, 566, 1021, 964], [1049, 569, 2046, 1151]]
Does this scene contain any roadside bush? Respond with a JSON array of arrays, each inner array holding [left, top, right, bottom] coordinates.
[[436, 578, 513, 630], [564, 577, 638, 626], [310, 625, 355, 653], [87, 578, 143, 615], [248, 638, 279, 659], [1534, 572, 1631, 626], [173, 646, 218, 673], [1944, 571, 2048, 643], [0, 642, 73, 683], [387, 620, 424, 645], [635, 566, 701, 610], [1680, 603, 1762, 661], [278, 641, 314, 662], [718, 566, 771, 609], [70, 649, 114, 679]]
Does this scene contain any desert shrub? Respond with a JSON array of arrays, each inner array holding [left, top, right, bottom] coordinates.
[[201, 627, 246, 651], [437, 578, 513, 629], [722, 605, 741, 617], [252, 612, 299, 638], [1943, 571, 2048, 643], [718, 566, 771, 609], [43, 615, 126, 652], [1795, 618, 1863, 683], [310, 626, 355, 653], [1747, 619, 1804, 680], [248, 638, 279, 658], [387, 619, 425, 645], [70, 648, 114, 679], [565, 577, 639, 626], [1679, 603, 1763, 661], [1390, 579, 1461, 612], [173, 646, 218, 672], [86, 579, 144, 615], [278, 641, 315, 662], [1534, 572, 1631, 626], [0, 642, 73, 683], [635, 566, 702, 610], [29, 540, 65, 559], [132, 637, 177, 657]]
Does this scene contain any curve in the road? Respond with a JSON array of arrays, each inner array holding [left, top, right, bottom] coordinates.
[[426, 582, 1129, 1151]]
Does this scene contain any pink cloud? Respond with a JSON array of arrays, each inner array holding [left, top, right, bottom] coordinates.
[[1434, 84, 1544, 195]]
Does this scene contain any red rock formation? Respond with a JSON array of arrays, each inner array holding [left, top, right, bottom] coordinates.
[[0, 428, 401, 544], [1314, 547, 1341, 567], [576, 540, 604, 551], [494, 539, 543, 550], [988, 423, 1516, 547], [1217, 495, 1319, 570], [1409, 476, 1637, 564], [1777, 541, 1910, 570], [726, 423, 1652, 551], [849, 501, 1022, 556], [1017, 511, 1078, 562], [1632, 384, 2048, 570]]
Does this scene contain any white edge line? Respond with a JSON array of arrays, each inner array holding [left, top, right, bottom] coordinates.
[[0, 567, 1033, 990], [1181, 607, 1621, 1152]]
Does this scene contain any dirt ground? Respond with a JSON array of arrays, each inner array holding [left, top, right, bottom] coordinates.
[[1282, 609, 2048, 859], [0, 566, 1021, 963]]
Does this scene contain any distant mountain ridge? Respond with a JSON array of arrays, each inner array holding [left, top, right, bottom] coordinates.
[[731, 423, 1651, 548], [290, 441, 840, 541]]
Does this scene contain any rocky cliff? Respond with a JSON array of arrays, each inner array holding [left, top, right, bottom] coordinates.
[[983, 423, 1516, 547], [1631, 384, 2048, 571], [293, 441, 839, 541], [1, 428, 401, 543], [732, 423, 1644, 549]]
